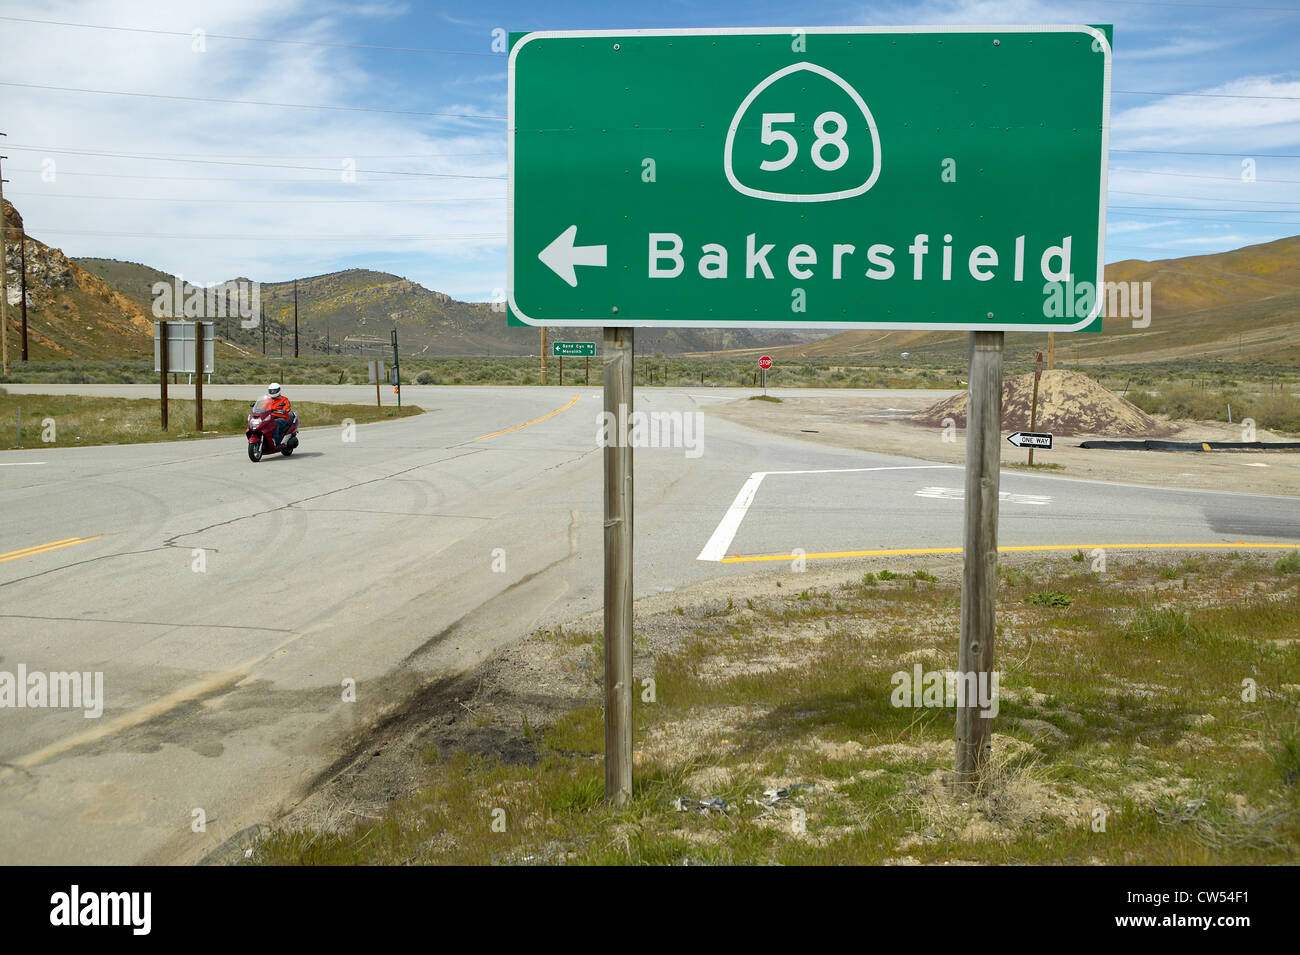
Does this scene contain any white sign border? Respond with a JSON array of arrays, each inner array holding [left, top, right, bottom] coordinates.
[[508, 24, 1111, 333]]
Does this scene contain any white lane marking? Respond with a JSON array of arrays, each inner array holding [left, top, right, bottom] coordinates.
[[697, 465, 959, 562], [915, 486, 1052, 506], [698, 473, 767, 562], [764, 465, 957, 477], [0, 462, 47, 467]]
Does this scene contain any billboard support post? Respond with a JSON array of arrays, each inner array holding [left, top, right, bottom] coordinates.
[[195, 322, 204, 433], [159, 322, 169, 431]]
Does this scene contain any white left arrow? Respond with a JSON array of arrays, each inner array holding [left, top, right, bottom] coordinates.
[[539, 225, 607, 288]]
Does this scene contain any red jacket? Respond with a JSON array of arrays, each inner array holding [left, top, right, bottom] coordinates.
[[265, 395, 291, 417]]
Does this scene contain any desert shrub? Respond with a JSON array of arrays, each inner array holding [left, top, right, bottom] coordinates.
[[1158, 386, 1234, 422], [1246, 393, 1300, 434]]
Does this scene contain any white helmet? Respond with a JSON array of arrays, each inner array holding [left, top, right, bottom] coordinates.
[[267, 382, 281, 397]]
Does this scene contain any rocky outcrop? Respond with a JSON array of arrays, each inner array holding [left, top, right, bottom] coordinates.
[[2, 200, 154, 359]]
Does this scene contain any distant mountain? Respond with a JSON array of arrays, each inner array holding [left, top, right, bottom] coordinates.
[[244, 269, 829, 357], [20, 212, 1299, 367], [752, 235, 1300, 368], [69, 260, 830, 358]]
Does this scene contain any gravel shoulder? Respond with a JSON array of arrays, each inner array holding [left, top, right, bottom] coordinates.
[[706, 392, 1300, 498]]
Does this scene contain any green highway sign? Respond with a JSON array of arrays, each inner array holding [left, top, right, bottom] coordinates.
[[508, 26, 1111, 332], [552, 340, 597, 357]]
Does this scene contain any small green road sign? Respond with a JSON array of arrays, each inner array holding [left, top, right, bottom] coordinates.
[[552, 340, 597, 357], [509, 26, 1110, 332]]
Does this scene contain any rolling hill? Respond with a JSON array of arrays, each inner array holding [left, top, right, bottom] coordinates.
[[747, 235, 1300, 368], [71, 262, 829, 358], [2, 202, 157, 361], [5, 194, 1294, 367]]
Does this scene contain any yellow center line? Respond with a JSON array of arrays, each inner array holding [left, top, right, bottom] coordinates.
[[0, 536, 103, 563], [719, 541, 1300, 563], [475, 394, 582, 441]]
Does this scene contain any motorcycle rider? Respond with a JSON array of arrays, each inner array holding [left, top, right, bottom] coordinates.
[[264, 382, 293, 448]]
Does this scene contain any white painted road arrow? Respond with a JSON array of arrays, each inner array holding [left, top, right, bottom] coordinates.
[[539, 225, 607, 287]]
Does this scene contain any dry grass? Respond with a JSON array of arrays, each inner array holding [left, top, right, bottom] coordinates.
[[254, 553, 1300, 866], [1, 394, 421, 449]]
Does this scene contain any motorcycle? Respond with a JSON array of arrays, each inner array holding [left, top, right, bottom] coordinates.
[[245, 398, 300, 462]]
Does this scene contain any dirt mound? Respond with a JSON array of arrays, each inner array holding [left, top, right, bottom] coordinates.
[[914, 369, 1171, 437]]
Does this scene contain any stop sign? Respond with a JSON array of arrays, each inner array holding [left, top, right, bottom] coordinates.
[[759, 356, 772, 370]]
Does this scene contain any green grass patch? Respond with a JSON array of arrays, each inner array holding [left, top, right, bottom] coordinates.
[[1276, 552, 1300, 575], [1, 394, 421, 449], [254, 554, 1300, 866], [1026, 591, 1073, 608]]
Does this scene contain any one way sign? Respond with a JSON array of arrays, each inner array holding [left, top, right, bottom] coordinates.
[[1007, 431, 1053, 449]]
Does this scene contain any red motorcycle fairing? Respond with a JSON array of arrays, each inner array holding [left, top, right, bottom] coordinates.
[[245, 399, 300, 461]]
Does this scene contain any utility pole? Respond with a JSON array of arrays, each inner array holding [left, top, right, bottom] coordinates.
[[195, 321, 204, 433], [0, 136, 10, 377], [260, 302, 266, 354], [1047, 332, 1055, 371], [603, 326, 634, 805], [19, 224, 27, 361], [955, 331, 1003, 794], [390, 327, 401, 408], [1028, 351, 1043, 467], [159, 321, 169, 431], [293, 279, 299, 358], [540, 327, 548, 384]]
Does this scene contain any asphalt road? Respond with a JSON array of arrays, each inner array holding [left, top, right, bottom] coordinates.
[[2, 384, 1297, 864]]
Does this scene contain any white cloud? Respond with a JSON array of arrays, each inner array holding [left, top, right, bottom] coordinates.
[[1111, 75, 1300, 152], [1152, 234, 1248, 246], [1107, 220, 1179, 233], [3, 0, 508, 296]]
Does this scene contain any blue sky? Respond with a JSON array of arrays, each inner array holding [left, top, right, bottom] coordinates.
[[2, 0, 1297, 300]]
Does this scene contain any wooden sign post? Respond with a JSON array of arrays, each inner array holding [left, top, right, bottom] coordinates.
[[602, 326, 634, 806], [956, 331, 1003, 794]]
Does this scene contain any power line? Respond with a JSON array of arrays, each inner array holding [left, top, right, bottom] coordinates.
[[1111, 166, 1300, 184], [10, 194, 1290, 216], [1109, 190, 1300, 204], [35, 228, 506, 240], [25, 146, 1298, 184], [1110, 204, 1300, 213], [7, 78, 1298, 119], [2, 145, 503, 180], [5, 167, 481, 183], [1115, 89, 1300, 100], [1109, 208, 1300, 225], [0, 81, 506, 121], [8, 191, 505, 204], [3, 143, 505, 160], [1111, 148, 1300, 159], [1096, 0, 1300, 12], [0, 15, 504, 56]]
